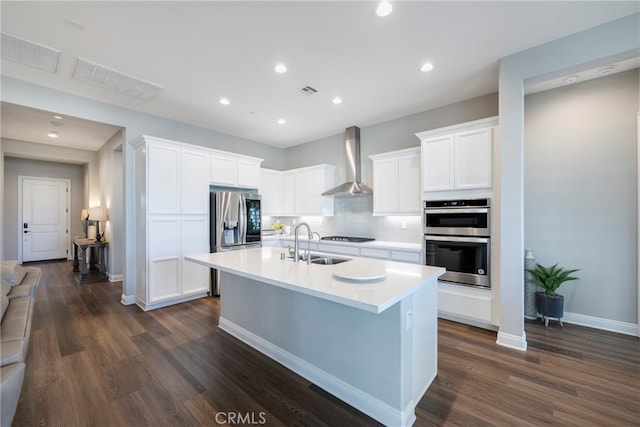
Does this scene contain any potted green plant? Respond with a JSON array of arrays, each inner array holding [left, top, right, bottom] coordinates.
[[525, 263, 580, 327]]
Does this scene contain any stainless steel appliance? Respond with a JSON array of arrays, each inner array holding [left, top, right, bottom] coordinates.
[[210, 191, 261, 295], [423, 198, 490, 288], [424, 198, 490, 236]]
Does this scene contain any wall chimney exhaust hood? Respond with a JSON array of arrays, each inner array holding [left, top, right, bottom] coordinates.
[[322, 126, 373, 197]]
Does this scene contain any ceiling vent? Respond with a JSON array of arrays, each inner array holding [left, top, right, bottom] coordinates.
[[297, 85, 318, 96], [72, 57, 164, 101], [1, 31, 60, 73]]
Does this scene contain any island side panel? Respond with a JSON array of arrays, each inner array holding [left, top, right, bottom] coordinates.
[[410, 279, 438, 402], [218, 271, 424, 420]]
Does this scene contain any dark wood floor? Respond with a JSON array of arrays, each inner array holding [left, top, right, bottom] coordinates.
[[12, 260, 640, 426]]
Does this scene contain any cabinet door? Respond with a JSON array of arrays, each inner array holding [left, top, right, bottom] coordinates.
[[260, 169, 283, 216], [282, 171, 296, 214], [397, 153, 421, 213], [372, 157, 398, 214], [422, 135, 454, 192], [148, 217, 180, 302], [181, 216, 210, 295], [454, 128, 493, 189], [181, 149, 209, 214], [296, 168, 326, 214], [211, 154, 237, 186], [237, 159, 260, 189], [148, 144, 180, 214]]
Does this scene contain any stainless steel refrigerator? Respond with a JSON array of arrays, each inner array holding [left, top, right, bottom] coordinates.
[[210, 191, 261, 295]]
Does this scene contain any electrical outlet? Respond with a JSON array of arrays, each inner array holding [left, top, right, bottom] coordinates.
[[401, 221, 407, 230]]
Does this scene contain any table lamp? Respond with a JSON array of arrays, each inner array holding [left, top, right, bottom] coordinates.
[[89, 207, 107, 241]]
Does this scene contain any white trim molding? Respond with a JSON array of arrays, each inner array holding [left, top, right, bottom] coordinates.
[[562, 312, 638, 337], [496, 331, 528, 351], [120, 293, 136, 305]]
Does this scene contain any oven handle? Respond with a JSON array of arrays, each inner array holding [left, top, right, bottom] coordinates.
[[424, 235, 490, 244], [424, 208, 489, 214]]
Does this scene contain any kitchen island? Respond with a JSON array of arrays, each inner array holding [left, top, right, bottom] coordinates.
[[186, 247, 444, 426]]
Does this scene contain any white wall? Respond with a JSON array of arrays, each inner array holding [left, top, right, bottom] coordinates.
[[525, 69, 638, 325]]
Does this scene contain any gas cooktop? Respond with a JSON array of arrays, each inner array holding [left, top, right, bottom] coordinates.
[[320, 236, 375, 243]]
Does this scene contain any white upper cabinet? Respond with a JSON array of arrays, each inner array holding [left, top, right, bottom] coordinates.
[[210, 153, 236, 187], [295, 165, 335, 215], [148, 142, 180, 214], [259, 164, 336, 216], [210, 151, 262, 189], [417, 117, 497, 194], [260, 168, 284, 216], [453, 128, 493, 190], [370, 147, 421, 215], [181, 148, 210, 214]]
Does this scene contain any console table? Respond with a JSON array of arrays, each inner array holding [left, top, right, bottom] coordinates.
[[72, 238, 109, 284]]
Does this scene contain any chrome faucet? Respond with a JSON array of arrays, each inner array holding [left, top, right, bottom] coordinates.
[[294, 222, 313, 263], [312, 231, 321, 240]]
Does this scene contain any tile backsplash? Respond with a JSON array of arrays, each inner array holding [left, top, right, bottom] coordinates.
[[264, 196, 422, 244]]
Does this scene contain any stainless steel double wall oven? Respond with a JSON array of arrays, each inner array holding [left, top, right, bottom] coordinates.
[[423, 198, 491, 288]]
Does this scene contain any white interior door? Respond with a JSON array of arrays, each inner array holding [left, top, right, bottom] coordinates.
[[21, 177, 70, 262]]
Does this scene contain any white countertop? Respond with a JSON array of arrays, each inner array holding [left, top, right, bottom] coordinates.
[[263, 235, 422, 252], [186, 247, 444, 313]]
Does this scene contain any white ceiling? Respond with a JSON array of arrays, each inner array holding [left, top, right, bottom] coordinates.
[[1, 1, 638, 151]]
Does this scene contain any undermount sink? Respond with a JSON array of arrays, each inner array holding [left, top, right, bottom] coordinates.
[[310, 256, 351, 265]]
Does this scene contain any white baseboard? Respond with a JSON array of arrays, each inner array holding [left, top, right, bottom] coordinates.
[[120, 293, 136, 305], [562, 311, 638, 337], [496, 330, 528, 351], [109, 273, 123, 282], [219, 317, 415, 427]]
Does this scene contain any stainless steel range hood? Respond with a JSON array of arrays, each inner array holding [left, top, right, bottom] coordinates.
[[322, 126, 373, 197]]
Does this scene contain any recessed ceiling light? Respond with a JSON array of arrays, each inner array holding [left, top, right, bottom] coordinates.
[[219, 98, 230, 105], [598, 65, 615, 75], [420, 62, 434, 73], [376, 2, 393, 17], [277, 118, 286, 125], [274, 63, 287, 74], [53, 115, 63, 120], [332, 97, 343, 105], [47, 131, 58, 138], [565, 75, 578, 84]]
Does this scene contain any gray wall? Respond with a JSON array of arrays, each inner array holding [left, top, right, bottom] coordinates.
[[275, 93, 498, 244], [524, 69, 638, 324], [284, 93, 498, 186], [3, 156, 85, 260]]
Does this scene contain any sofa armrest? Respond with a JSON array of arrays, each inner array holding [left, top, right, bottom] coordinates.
[[1, 362, 26, 427]]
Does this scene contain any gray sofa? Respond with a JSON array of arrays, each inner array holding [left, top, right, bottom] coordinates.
[[1, 261, 41, 427]]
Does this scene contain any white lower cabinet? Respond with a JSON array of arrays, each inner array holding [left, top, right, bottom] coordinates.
[[180, 216, 210, 296], [360, 247, 390, 260], [132, 135, 210, 311], [437, 282, 494, 325], [391, 250, 421, 264]]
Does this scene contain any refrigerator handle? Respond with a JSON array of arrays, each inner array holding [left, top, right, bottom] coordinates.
[[239, 194, 248, 244]]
